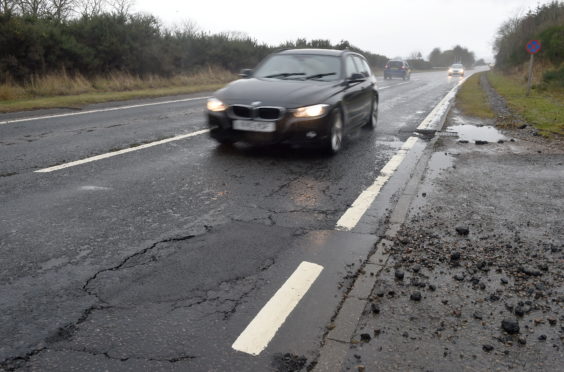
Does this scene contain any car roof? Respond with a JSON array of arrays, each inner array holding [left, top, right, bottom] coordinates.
[[276, 48, 348, 57]]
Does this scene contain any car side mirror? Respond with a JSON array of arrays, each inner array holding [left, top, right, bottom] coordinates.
[[348, 73, 366, 83], [239, 69, 253, 78]]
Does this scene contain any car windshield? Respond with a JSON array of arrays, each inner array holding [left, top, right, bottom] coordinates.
[[388, 61, 403, 67], [254, 54, 341, 81], [452, 64, 463, 68]]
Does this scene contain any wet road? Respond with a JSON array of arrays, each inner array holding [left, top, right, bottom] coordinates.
[[0, 71, 468, 370]]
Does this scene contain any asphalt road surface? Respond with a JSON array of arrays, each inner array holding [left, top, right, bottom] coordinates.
[[0, 71, 469, 371]]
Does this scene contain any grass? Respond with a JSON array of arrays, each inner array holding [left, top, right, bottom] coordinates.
[[487, 71, 564, 136], [0, 67, 236, 113], [455, 72, 495, 119]]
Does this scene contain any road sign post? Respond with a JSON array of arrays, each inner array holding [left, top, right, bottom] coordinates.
[[526, 54, 534, 96], [525, 40, 541, 96]]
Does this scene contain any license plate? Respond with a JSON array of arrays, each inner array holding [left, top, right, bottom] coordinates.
[[232, 120, 275, 133]]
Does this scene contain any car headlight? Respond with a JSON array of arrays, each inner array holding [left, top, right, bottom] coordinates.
[[207, 97, 227, 112], [293, 104, 329, 118], [448, 69, 453, 73]]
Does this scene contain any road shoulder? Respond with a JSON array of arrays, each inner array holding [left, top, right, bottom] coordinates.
[[314, 101, 564, 371]]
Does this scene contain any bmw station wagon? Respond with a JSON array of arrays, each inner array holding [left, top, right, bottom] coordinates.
[[205, 49, 379, 154]]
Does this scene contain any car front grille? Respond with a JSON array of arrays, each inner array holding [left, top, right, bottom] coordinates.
[[229, 105, 285, 121]]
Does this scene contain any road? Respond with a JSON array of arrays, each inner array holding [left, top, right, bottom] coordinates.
[[0, 71, 468, 371]]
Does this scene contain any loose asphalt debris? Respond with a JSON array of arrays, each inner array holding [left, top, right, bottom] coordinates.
[[345, 109, 564, 371]]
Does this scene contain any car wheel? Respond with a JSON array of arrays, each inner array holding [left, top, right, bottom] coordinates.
[[214, 136, 236, 145], [326, 107, 343, 154], [364, 96, 378, 130]]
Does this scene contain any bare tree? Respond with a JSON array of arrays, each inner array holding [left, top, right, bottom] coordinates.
[[0, 0, 18, 14], [48, 0, 75, 20], [17, 0, 49, 17], [108, 0, 132, 16], [77, 0, 105, 17], [171, 19, 200, 37], [408, 51, 423, 60]]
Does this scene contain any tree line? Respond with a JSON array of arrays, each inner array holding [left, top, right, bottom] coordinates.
[[0, 0, 479, 86], [0, 0, 391, 84], [494, 0, 563, 86], [428, 46, 476, 68]]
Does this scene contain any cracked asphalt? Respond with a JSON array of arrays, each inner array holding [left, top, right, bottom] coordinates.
[[1, 71, 468, 371]]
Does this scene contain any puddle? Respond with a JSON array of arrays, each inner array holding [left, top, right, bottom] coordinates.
[[447, 124, 507, 143]]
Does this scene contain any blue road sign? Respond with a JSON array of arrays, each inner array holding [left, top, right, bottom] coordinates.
[[526, 40, 541, 54]]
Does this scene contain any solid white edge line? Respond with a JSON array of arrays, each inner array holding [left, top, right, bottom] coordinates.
[[335, 136, 419, 231], [416, 76, 468, 131], [35, 129, 210, 173], [378, 81, 411, 90], [232, 261, 324, 356], [335, 75, 472, 231], [0, 96, 209, 126]]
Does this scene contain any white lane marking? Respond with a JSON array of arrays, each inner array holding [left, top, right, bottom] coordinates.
[[35, 129, 210, 173], [0, 96, 209, 126], [336, 136, 419, 231], [416, 76, 468, 131], [232, 261, 323, 356], [378, 81, 411, 90], [79, 185, 112, 191]]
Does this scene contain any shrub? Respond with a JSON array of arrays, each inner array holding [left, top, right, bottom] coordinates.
[[539, 25, 564, 66], [542, 65, 564, 87]]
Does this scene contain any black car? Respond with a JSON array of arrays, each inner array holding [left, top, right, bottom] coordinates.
[[206, 49, 379, 154], [383, 60, 411, 80]]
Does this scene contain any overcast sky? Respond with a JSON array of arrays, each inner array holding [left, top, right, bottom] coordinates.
[[134, 0, 556, 62]]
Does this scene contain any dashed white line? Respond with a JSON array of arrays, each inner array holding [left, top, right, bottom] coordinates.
[[335, 136, 420, 231], [379, 81, 411, 90], [0, 96, 209, 126], [232, 261, 324, 356], [35, 129, 210, 173]]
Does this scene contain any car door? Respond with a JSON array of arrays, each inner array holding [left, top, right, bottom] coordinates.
[[353, 56, 374, 125], [342, 55, 365, 127]]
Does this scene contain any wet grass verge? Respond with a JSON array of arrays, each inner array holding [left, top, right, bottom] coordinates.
[[487, 71, 564, 136], [455, 72, 495, 119], [0, 84, 224, 114]]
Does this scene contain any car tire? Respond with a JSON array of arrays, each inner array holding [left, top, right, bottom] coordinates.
[[325, 107, 343, 154], [212, 134, 236, 145], [364, 96, 378, 130], [217, 138, 235, 145]]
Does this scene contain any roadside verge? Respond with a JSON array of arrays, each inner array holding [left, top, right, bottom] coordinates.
[[313, 71, 563, 371], [313, 74, 473, 371]]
